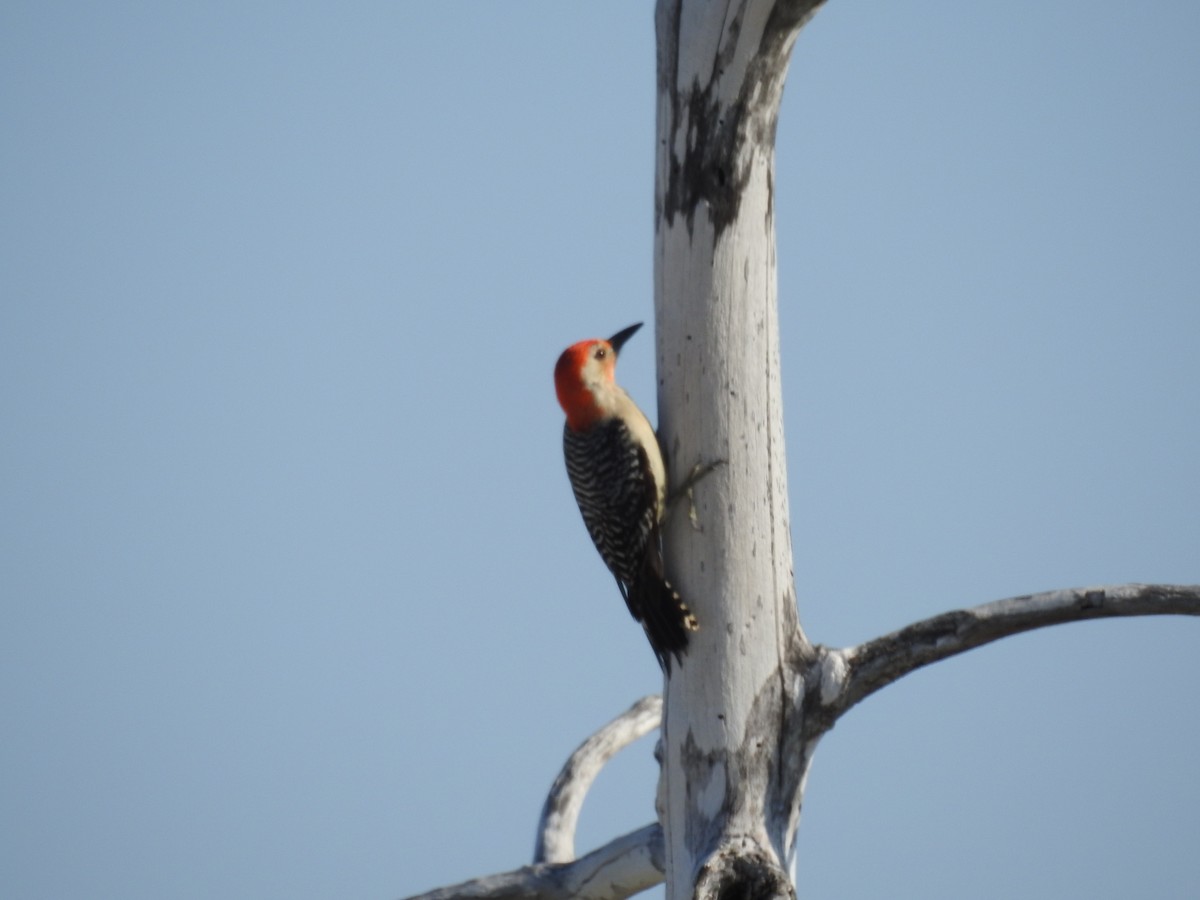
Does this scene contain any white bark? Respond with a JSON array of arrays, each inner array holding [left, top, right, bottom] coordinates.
[[653, 2, 823, 897]]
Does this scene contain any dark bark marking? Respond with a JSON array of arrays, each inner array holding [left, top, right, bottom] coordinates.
[[657, 0, 826, 239], [679, 662, 814, 871]]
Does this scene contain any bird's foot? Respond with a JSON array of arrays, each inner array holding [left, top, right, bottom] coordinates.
[[667, 459, 726, 531]]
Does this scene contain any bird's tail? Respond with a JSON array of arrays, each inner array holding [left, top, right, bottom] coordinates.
[[633, 566, 699, 672]]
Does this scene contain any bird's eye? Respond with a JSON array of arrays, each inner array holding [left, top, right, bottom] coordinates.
[[594, 348, 607, 360]]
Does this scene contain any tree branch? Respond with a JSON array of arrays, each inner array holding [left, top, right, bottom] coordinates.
[[817, 583, 1200, 719], [403, 824, 664, 900], [535, 696, 663, 864]]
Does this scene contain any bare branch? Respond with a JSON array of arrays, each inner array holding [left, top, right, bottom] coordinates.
[[404, 824, 664, 900], [406, 699, 666, 900], [819, 583, 1200, 719], [535, 696, 663, 864]]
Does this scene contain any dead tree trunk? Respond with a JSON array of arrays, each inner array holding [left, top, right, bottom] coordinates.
[[654, 2, 825, 897]]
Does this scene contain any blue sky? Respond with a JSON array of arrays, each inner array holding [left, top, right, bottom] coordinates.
[[2, 3, 1197, 898]]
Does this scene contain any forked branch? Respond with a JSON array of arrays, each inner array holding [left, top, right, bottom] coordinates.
[[535, 695, 663, 864], [404, 698, 665, 900], [405, 584, 1197, 900]]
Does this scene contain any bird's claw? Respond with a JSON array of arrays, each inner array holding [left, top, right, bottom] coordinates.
[[667, 459, 726, 530]]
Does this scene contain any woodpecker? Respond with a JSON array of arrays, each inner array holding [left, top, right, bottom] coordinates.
[[554, 322, 698, 670]]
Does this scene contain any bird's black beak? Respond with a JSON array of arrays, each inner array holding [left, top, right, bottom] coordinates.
[[607, 322, 643, 356]]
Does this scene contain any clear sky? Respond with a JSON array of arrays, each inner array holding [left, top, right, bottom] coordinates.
[[2, 3, 1198, 899]]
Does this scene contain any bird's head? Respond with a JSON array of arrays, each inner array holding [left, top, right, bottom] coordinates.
[[554, 322, 642, 430]]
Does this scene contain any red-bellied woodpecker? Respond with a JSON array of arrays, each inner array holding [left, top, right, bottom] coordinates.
[[554, 322, 698, 670]]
